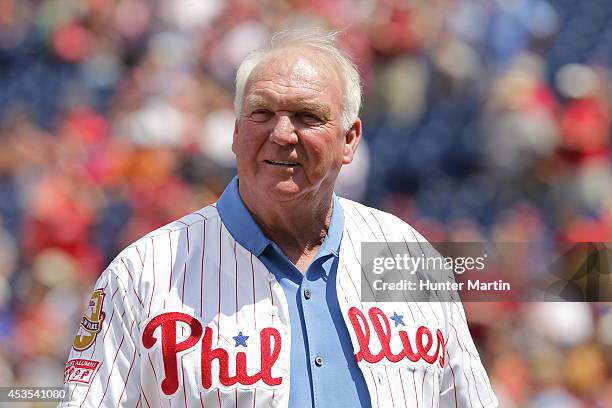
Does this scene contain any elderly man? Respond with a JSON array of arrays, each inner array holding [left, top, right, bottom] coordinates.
[[61, 29, 498, 407]]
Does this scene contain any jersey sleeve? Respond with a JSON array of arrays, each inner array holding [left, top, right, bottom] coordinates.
[[439, 301, 499, 407], [59, 258, 143, 407]]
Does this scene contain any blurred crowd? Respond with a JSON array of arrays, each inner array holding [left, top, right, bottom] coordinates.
[[0, 0, 611, 406]]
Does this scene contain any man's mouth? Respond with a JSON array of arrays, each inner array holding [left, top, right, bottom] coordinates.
[[264, 160, 300, 166]]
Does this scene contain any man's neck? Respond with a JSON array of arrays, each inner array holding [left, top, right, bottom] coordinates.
[[238, 185, 333, 272]]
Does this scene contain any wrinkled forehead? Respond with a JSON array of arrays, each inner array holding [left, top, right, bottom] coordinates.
[[245, 47, 343, 99]]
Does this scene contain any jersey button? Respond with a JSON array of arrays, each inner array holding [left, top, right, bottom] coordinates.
[[303, 289, 311, 300], [267, 273, 276, 282], [314, 356, 323, 367]]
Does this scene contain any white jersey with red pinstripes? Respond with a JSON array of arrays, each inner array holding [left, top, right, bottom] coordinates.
[[59, 197, 498, 408]]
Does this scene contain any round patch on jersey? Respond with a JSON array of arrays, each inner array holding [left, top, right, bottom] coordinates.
[[73, 288, 106, 351]]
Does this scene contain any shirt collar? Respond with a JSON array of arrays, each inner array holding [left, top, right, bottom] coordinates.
[[217, 176, 344, 258]]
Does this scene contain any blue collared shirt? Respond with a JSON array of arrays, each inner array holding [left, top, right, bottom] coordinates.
[[217, 177, 371, 408]]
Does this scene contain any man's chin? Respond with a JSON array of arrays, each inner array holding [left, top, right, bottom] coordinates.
[[268, 182, 303, 201]]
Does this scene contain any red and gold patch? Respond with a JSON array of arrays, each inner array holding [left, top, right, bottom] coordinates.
[[72, 288, 106, 351]]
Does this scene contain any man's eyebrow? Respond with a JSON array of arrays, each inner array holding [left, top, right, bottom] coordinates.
[[243, 96, 331, 117], [296, 101, 331, 117], [243, 96, 269, 110]]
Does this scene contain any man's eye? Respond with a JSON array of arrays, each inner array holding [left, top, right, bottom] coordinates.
[[297, 112, 323, 125], [249, 110, 273, 122]]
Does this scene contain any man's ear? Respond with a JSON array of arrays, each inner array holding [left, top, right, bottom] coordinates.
[[342, 118, 362, 165], [231, 120, 239, 154]]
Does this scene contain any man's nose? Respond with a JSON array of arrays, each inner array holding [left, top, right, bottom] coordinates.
[[269, 114, 298, 146]]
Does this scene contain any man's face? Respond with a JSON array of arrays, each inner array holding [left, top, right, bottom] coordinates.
[[232, 48, 360, 203]]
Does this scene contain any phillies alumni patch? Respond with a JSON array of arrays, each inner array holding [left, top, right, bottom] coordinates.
[[73, 288, 106, 351], [64, 359, 102, 385]]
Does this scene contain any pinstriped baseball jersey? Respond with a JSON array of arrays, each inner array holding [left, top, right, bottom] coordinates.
[[60, 197, 498, 407]]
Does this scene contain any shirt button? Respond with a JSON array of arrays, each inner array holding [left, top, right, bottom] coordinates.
[[268, 306, 278, 316], [303, 289, 311, 300], [269, 398, 279, 408], [267, 273, 276, 282], [314, 356, 323, 367]]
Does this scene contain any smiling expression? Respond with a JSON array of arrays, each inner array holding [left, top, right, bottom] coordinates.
[[232, 47, 359, 204]]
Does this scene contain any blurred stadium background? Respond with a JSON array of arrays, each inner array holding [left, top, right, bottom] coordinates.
[[0, 0, 611, 406]]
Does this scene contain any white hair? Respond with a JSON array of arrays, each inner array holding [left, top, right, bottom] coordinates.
[[234, 28, 362, 132]]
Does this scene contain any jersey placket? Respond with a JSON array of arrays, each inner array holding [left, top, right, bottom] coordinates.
[[299, 255, 335, 407]]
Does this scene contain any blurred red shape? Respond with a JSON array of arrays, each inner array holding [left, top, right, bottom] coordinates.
[[51, 22, 91, 62]]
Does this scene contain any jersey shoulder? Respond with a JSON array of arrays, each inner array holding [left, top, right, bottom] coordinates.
[[338, 196, 428, 243], [104, 204, 222, 287], [338, 197, 460, 303], [139, 204, 221, 240]]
